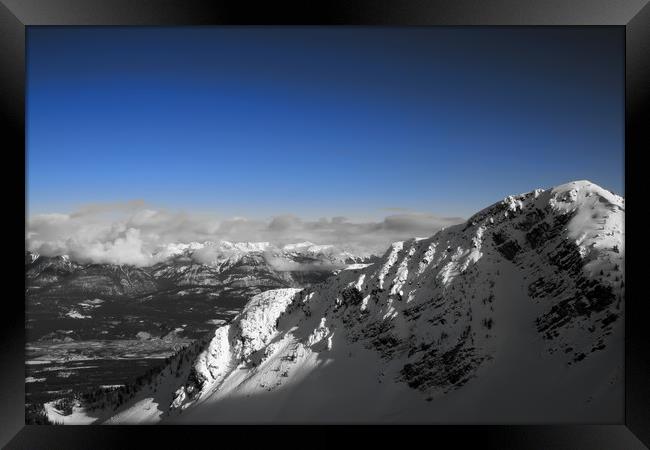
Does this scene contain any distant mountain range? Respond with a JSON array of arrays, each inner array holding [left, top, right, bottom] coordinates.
[[86, 180, 624, 424], [26, 240, 373, 300]]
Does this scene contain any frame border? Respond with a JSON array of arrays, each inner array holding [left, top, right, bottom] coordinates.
[[1, 1, 648, 448]]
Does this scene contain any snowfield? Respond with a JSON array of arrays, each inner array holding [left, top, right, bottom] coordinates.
[[104, 180, 623, 424]]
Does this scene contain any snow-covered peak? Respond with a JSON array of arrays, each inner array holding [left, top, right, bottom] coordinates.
[[281, 241, 318, 251], [548, 180, 623, 211], [281, 242, 367, 265], [216, 241, 272, 253], [154, 240, 273, 260], [154, 242, 207, 260]]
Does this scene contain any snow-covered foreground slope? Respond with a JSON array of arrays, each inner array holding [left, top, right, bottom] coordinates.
[[107, 181, 624, 424]]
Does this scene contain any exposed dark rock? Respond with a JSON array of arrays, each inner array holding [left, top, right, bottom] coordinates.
[[340, 286, 363, 306]]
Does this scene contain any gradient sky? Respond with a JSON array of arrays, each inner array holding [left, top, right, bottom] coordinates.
[[27, 27, 624, 220]]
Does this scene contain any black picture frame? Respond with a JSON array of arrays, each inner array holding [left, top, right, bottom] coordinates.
[[1, 1, 648, 448]]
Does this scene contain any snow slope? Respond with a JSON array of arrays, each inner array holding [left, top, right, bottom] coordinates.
[[107, 180, 624, 423]]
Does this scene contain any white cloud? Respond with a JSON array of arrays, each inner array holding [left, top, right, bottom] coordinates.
[[26, 201, 464, 266]]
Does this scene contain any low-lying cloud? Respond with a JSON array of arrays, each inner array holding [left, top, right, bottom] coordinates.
[[26, 202, 464, 266]]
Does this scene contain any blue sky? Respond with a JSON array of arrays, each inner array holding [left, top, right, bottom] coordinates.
[[27, 27, 623, 220]]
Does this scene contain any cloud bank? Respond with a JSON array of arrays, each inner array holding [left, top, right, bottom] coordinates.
[[26, 202, 464, 266]]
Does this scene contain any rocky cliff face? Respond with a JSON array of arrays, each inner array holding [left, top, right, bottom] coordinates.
[[108, 180, 623, 423]]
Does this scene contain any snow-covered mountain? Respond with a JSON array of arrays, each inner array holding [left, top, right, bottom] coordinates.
[[58, 180, 624, 424], [26, 240, 372, 298], [152, 240, 364, 267]]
